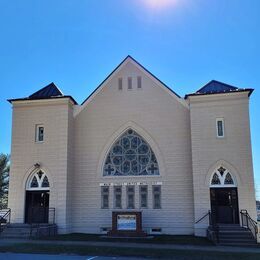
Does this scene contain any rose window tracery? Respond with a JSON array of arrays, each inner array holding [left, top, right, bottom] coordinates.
[[103, 129, 159, 176]]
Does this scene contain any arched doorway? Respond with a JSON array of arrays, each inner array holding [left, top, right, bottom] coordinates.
[[25, 170, 50, 223], [210, 166, 239, 224]]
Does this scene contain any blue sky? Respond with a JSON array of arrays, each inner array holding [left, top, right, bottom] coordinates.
[[0, 0, 259, 197]]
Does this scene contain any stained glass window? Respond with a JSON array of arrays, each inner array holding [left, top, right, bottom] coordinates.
[[42, 176, 50, 187], [114, 186, 122, 208], [140, 185, 148, 208], [211, 173, 221, 185], [101, 186, 109, 209], [28, 170, 50, 190], [127, 186, 135, 209], [210, 167, 236, 187], [103, 129, 159, 176], [224, 172, 234, 185], [153, 185, 161, 209], [30, 176, 39, 188]]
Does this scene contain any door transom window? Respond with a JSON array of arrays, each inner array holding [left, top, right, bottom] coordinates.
[[210, 166, 236, 187], [27, 170, 50, 190]]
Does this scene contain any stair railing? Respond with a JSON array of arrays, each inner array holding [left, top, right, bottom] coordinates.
[[0, 208, 11, 233], [195, 210, 211, 224], [29, 207, 56, 238], [195, 210, 219, 244], [240, 209, 258, 240]]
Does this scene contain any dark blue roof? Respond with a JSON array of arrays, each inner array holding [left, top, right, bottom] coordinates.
[[8, 82, 78, 104], [29, 82, 63, 98], [185, 80, 253, 98], [196, 80, 238, 94]]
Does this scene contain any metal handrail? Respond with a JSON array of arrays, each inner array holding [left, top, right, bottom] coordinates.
[[240, 209, 258, 239], [0, 208, 11, 233], [195, 210, 210, 224], [196, 210, 219, 244]]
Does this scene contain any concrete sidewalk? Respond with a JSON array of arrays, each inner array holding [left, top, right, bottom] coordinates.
[[0, 238, 260, 254]]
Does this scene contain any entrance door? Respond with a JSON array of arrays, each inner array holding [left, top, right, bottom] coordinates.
[[25, 191, 49, 223], [210, 188, 239, 224]]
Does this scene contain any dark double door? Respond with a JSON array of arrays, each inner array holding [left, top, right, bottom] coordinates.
[[210, 188, 239, 224], [25, 191, 49, 223]]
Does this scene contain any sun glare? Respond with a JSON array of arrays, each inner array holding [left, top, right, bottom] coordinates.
[[142, 0, 178, 10]]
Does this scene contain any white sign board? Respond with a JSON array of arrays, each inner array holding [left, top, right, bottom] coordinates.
[[117, 215, 136, 231]]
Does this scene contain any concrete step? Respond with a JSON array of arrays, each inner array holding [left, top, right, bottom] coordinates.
[[208, 224, 257, 246], [0, 234, 31, 239], [6, 224, 31, 228], [218, 242, 259, 247], [0, 223, 37, 238], [0, 223, 57, 238], [219, 232, 252, 236], [219, 238, 256, 243], [218, 227, 248, 231], [219, 235, 254, 240]]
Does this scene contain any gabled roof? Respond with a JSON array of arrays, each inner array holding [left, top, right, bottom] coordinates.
[[185, 80, 253, 99], [75, 55, 187, 116], [8, 82, 78, 104], [81, 55, 181, 106]]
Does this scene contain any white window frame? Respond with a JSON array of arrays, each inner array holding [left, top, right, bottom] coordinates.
[[35, 124, 44, 142], [216, 118, 225, 138]]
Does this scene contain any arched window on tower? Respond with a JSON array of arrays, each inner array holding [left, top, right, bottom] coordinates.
[[27, 170, 50, 190], [103, 129, 159, 176], [210, 166, 236, 187]]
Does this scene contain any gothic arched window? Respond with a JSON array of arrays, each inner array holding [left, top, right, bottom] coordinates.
[[103, 129, 159, 176], [210, 166, 236, 187], [27, 170, 50, 190]]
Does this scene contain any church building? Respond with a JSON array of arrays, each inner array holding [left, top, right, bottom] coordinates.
[[7, 56, 256, 237]]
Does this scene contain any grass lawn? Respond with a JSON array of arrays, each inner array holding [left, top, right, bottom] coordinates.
[[39, 233, 212, 245], [0, 243, 260, 259]]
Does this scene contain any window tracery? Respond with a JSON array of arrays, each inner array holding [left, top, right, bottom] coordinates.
[[103, 129, 159, 176], [210, 166, 235, 187], [27, 170, 50, 190]]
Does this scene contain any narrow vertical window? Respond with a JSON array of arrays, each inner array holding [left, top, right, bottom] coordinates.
[[118, 77, 123, 90], [128, 77, 132, 90], [101, 186, 109, 209], [36, 125, 44, 142], [153, 185, 161, 209], [114, 186, 122, 209], [216, 118, 224, 138], [139, 185, 148, 208], [127, 186, 135, 209], [137, 76, 142, 89]]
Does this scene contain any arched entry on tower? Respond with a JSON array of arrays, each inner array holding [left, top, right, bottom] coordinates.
[[25, 169, 50, 223], [209, 166, 239, 224]]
